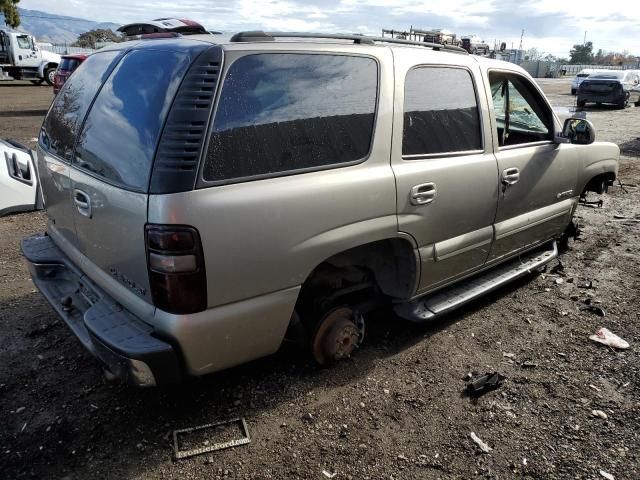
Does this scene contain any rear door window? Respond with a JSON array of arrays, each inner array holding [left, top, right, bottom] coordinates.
[[402, 67, 482, 156], [74, 49, 192, 191], [40, 51, 120, 161], [202, 53, 378, 183]]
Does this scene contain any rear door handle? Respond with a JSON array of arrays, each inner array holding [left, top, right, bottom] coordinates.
[[410, 182, 437, 205], [73, 189, 92, 218], [502, 167, 520, 185]]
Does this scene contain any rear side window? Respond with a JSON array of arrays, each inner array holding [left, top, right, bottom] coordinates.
[[40, 51, 119, 161], [60, 58, 82, 71], [403, 67, 482, 156], [202, 53, 378, 183], [74, 49, 192, 191]]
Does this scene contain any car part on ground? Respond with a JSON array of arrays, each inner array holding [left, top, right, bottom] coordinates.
[[173, 418, 251, 460]]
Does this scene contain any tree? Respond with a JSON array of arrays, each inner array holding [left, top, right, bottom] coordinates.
[[72, 28, 121, 48], [569, 41, 594, 64], [1, 0, 20, 28]]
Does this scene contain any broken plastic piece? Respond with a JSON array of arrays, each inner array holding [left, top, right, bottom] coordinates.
[[589, 328, 629, 350], [173, 418, 250, 460], [470, 432, 492, 453], [465, 372, 505, 397], [599, 469, 615, 480]]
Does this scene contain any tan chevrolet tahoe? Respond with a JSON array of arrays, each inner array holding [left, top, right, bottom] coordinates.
[[20, 31, 619, 386]]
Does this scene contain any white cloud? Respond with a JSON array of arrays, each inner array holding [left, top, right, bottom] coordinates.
[[17, 0, 640, 56]]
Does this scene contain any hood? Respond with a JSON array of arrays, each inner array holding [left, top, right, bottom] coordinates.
[[40, 49, 61, 64]]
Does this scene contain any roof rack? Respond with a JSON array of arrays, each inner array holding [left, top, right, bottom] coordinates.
[[229, 31, 468, 54]]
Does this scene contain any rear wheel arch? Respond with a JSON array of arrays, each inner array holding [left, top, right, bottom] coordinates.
[[298, 237, 419, 302]]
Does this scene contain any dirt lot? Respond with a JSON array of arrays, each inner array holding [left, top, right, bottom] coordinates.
[[1, 79, 639, 480]]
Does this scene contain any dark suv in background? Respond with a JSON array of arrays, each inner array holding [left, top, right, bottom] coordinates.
[[577, 70, 640, 109]]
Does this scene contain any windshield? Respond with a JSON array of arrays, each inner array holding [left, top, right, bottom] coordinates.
[[16, 35, 34, 50]]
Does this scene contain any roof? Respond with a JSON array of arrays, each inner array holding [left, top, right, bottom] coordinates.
[[61, 54, 88, 60]]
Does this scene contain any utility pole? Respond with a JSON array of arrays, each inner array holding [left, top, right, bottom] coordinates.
[[518, 29, 524, 50], [583, 31, 587, 45]]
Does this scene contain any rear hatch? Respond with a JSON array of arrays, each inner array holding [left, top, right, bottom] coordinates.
[[38, 40, 209, 309]]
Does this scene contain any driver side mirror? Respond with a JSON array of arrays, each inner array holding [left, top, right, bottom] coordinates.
[[559, 118, 596, 145]]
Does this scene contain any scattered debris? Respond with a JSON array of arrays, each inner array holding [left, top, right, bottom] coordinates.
[[622, 382, 630, 388], [555, 278, 564, 285], [322, 469, 337, 478], [599, 469, 615, 480], [589, 328, 630, 350], [579, 304, 606, 317], [578, 280, 595, 289], [470, 432, 492, 453], [15, 407, 25, 414], [502, 352, 516, 359], [173, 418, 250, 460], [592, 410, 608, 420], [301, 412, 314, 422], [465, 372, 505, 397], [521, 360, 538, 368], [589, 384, 602, 392]]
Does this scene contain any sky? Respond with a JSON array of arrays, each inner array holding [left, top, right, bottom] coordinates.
[[19, 0, 640, 57]]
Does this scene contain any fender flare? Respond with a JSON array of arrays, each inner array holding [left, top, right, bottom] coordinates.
[[37, 61, 57, 78]]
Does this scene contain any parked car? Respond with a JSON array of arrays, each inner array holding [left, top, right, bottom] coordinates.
[[53, 54, 87, 94], [570, 69, 604, 95], [117, 18, 209, 39], [577, 70, 640, 108], [22, 32, 619, 386], [1, 138, 43, 216]]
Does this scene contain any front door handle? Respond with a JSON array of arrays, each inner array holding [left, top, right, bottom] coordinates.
[[410, 182, 437, 205], [73, 189, 92, 218], [502, 167, 520, 185]]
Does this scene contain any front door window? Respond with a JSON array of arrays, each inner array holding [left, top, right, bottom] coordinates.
[[489, 72, 553, 147]]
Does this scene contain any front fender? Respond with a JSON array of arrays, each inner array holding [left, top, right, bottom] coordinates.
[[578, 141, 619, 193]]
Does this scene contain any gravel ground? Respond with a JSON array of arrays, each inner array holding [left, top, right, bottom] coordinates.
[[0, 78, 639, 480]]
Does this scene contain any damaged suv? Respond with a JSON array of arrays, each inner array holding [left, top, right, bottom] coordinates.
[[21, 32, 619, 386]]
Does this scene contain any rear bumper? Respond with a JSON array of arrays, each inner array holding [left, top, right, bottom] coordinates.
[[577, 91, 624, 104], [21, 233, 181, 386]]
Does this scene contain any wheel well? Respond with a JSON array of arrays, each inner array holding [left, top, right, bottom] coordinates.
[[300, 238, 417, 303], [583, 172, 616, 195]]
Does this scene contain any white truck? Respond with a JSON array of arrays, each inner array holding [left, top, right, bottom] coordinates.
[[0, 29, 60, 85]]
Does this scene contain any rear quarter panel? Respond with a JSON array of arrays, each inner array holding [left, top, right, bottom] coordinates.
[[148, 45, 398, 308]]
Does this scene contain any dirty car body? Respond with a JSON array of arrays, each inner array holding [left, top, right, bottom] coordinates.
[[577, 71, 640, 108], [22, 33, 619, 386]]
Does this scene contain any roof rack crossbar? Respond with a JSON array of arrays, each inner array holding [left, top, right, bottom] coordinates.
[[368, 35, 467, 54], [230, 30, 468, 54], [264, 31, 375, 45]]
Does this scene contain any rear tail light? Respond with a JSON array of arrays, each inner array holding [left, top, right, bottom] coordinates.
[[145, 225, 207, 314]]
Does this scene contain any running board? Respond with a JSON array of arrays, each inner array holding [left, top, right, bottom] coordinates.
[[394, 241, 558, 323]]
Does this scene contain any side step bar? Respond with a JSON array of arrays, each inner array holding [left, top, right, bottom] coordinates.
[[394, 241, 558, 323]]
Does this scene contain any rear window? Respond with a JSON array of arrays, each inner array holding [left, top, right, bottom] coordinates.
[[74, 49, 192, 191], [202, 53, 378, 183], [41, 51, 120, 161], [59, 58, 82, 71]]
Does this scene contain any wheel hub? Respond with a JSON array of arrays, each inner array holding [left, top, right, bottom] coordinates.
[[312, 307, 361, 365]]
